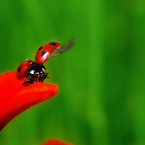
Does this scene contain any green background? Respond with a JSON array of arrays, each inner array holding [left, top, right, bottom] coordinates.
[[0, 0, 145, 145]]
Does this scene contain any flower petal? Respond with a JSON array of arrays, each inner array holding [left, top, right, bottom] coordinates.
[[41, 138, 75, 145], [0, 71, 58, 131]]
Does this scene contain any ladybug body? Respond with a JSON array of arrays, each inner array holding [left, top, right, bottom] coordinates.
[[16, 37, 75, 86]]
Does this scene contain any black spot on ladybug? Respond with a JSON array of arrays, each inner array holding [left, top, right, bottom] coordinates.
[[28, 60, 33, 62], [42, 51, 46, 56], [49, 42, 56, 46], [38, 46, 43, 50], [18, 67, 21, 73], [18, 75, 21, 79]]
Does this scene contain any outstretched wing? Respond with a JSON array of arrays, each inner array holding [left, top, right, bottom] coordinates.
[[48, 37, 75, 60]]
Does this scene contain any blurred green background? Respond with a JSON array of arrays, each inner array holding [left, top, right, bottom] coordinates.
[[0, 0, 145, 145]]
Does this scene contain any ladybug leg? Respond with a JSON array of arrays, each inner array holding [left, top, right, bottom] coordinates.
[[37, 73, 48, 82], [42, 73, 49, 81], [43, 73, 48, 79], [22, 75, 35, 86], [37, 75, 41, 82]]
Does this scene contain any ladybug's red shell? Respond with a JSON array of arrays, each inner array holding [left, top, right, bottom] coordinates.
[[35, 42, 60, 64], [16, 59, 34, 79]]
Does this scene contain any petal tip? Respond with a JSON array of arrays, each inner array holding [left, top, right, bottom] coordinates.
[[41, 138, 75, 145]]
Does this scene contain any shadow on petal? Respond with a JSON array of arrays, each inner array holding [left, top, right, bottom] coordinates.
[[0, 71, 58, 131]]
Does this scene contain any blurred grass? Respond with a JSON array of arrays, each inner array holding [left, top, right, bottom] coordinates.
[[0, 0, 145, 145]]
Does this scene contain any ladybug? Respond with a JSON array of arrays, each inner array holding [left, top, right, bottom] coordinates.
[[16, 37, 75, 86]]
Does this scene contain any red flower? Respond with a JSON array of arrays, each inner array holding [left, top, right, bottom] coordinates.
[[41, 138, 74, 145], [0, 71, 58, 131]]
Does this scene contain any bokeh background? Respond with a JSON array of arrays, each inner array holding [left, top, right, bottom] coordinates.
[[0, 0, 145, 145]]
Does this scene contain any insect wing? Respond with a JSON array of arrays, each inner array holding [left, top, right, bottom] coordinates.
[[48, 37, 75, 60]]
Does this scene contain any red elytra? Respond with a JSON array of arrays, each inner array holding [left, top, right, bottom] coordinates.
[[16, 59, 34, 79], [35, 42, 61, 64], [0, 71, 58, 131]]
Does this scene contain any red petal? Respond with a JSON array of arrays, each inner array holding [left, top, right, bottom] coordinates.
[[0, 71, 58, 131], [41, 138, 75, 145]]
